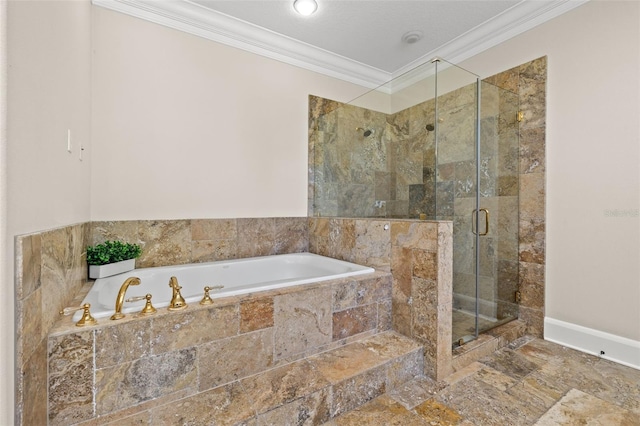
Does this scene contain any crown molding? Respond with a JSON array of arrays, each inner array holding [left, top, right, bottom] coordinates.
[[392, 0, 589, 79], [92, 0, 389, 89], [93, 0, 588, 90]]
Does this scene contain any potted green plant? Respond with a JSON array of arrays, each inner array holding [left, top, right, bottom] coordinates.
[[86, 240, 142, 279]]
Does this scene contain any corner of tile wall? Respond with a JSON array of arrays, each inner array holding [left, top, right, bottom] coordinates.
[[15, 222, 90, 426]]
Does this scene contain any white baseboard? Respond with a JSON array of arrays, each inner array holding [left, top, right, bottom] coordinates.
[[544, 317, 640, 370]]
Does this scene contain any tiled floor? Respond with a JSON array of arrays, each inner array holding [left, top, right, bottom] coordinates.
[[325, 336, 640, 425]]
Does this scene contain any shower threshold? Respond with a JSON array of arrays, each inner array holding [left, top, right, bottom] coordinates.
[[452, 309, 519, 348]]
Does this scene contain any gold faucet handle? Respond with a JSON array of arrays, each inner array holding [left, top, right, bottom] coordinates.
[[200, 285, 224, 305], [140, 294, 157, 315], [125, 294, 157, 315], [60, 303, 98, 327]]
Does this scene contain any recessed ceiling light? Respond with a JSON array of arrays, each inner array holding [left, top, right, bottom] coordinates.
[[402, 30, 423, 45], [293, 0, 318, 16]]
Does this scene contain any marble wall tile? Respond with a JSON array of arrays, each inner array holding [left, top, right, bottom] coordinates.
[[519, 87, 547, 133], [191, 239, 237, 262], [392, 295, 412, 337], [150, 381, 256, 425], [520, 173, 545, 220], [191, 218, 237, 240], [190, 218, 239, 262], [237, 218, 276, 258], [151, 304, 239, 354], [519, 261, 545, 311], [41, 225, 88, 334], [240, 296, 274, 333], [96, 348, 197, 414], [137, 220, 192, 267], [519, 217, 546, 264], [48, 331, 95, 426], [95, 317, 152, 369], [377, 299, 392, 332], [198, 329, 274, 391], [354, 219, 391, 271], [16, 287, 43, 370], [329, 218, 357, 261], [275, 217, 309, 254], [332, 280, 358, 311], [20, 339, 48, 426], [412, 250, 438, 281], [273, 286, 333, 359], [332, 304, 378, 340], [355, 274, 392, 306], [15, 233, 42, 299], [91, 220, 141, 246], [391, 221, 438, 251], [519, 306, 544, 338], [520, 127, 546, 174]]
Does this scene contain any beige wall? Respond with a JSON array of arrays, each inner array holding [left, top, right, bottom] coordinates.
[[461, 0, 640, 341], [0, 0, 8, 423], [4, 0, 92, 422], [90, 7, 368, 221]]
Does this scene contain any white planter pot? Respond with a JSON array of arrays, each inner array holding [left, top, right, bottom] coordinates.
[[89, 258, 136, 279]]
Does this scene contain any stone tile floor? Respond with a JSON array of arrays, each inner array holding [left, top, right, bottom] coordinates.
[[324, 336, 640, 425]]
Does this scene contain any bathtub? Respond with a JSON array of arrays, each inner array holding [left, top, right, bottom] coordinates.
[[75, 253, 374, 321]]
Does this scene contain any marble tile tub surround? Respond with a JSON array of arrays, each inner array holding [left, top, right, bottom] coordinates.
[[47, 270, 394, 425], [17, 216, 451, 424], [91, 217, 310, 267], [15, 217, 309, 425], [309, 218, 454, 380]]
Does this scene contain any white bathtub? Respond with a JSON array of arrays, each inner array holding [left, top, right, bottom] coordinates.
[[75, 253, 374, 321]]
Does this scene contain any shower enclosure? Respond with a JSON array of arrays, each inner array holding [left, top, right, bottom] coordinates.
[[310, 59, 520, 346]]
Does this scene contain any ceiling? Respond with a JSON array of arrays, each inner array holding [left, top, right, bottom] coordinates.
[[93, 0, 587, 87]]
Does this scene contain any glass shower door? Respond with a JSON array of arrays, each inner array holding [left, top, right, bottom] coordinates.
[[476, 80, 520, 335], [437, 62, 520, 346], [432, 60, 481, 346]]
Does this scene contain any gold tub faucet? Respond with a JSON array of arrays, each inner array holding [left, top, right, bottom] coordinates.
[[168, 276, 187, 310], [111, 277, 141, 320]]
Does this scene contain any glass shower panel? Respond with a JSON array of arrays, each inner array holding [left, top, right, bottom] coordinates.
[[432, 61, 481, 346], [476, 81, 520, 333], [312, 61, 440, 219]]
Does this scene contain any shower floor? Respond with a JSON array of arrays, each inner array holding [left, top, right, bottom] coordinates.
[[452, 309, 516, 346]]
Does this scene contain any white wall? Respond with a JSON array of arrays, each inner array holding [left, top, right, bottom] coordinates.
[[461, 0, 640, 343], [91, 7, 369, 220], [4, 0, 92, 421]]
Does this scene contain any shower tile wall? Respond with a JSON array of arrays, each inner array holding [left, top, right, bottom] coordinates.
[[309, 96, 389, 217], [309, 55, 547, 338]]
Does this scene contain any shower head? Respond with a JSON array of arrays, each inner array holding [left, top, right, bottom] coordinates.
[[355, 127, 375, 138]]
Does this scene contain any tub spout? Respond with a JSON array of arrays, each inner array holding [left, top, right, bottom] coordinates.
[[110, 277, 141, 320], [168, 276, 187, 311]]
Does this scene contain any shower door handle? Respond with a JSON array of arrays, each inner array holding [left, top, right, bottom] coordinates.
[[471, 209, 490, 236]]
